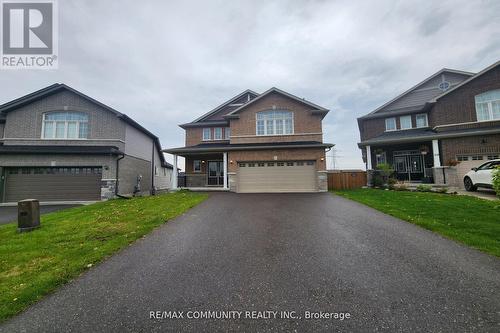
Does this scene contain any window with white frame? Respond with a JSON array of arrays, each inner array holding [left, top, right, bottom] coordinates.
[[202, 128, 211, 141], [385, 117, 396, 131], [415, 114, 428, 128], [400, 115, 412, 130], [214, 127, 222, 140], [475, 90, 500, 121], [256, 110, 293, 135], [42, 112, 89, 139], [193, 160, 201, 172], [224, 127, 230, 139]]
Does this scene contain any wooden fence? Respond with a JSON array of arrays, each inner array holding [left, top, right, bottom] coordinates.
[[327, 170, 367, 190]]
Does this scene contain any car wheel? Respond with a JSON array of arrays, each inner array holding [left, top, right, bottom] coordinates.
[[464, 177, 477, 191]]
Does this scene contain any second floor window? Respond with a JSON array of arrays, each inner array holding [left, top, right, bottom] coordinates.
[[415, 114, 428, 128], [256, 110, 293, 136], [202, 128, 211, 141], [385, 117, 396, 131], [400, 115, 412, 130], [42, 112, 89, 139], [224, 127, 230, 139], [214, 127, 222, 140], [475, 90, 500, 121]]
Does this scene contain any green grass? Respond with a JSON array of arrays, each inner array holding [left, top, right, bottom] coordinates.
[[333, 189, 500, 257], [0, 191, 207, 322]]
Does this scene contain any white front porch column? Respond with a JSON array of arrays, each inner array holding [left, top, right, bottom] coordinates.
[[223, 152, 228, 189], [432, 140, 441, 167], [366, 145, 373, 170], [172, 154, 178, 189]]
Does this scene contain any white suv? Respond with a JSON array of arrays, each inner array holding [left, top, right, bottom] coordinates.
[[463, 159, 500, 191]]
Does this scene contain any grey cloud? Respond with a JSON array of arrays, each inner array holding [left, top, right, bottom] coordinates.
[[1, 0, 499, 169]]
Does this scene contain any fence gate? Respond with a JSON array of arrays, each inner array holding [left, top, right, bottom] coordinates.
[[327, 171, 367, 190]]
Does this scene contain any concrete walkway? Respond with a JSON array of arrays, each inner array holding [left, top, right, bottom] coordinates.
[[452, 188, 498, 201]]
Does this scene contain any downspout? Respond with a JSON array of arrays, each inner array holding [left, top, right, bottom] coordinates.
[[115, 153, 129, 199], [151, 139, 156, 195]]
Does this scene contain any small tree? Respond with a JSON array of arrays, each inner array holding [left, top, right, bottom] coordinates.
[[372, 163, 395, 188], [492, 165, 500, 198]]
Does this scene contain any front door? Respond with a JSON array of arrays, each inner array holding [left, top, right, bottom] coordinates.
[[393, 152, 424, 181], [207, 161, 224, 186]]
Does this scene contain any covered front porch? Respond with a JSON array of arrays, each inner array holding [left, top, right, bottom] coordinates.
[[172, 152, 229, 190], [365, 140, 441, 182]]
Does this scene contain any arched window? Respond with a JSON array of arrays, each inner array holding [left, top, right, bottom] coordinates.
[[42, 112, 89, 139], [256, 110, 293, 135], [475, 90, 500, 121]]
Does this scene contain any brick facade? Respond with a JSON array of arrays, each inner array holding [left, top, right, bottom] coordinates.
[[430, 65, 500, 125], [440, 134, 500, 164], [229, 92, 323, 143], [2, 90, 126, 149], [227, 148, 326, 172], [0, 87, 171, 201], [359, 113, 422, 141], [358, 63, 500, 186], [173, 89, 330, 192]]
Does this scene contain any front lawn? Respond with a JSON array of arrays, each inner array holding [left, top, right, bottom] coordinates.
[[334, 189, 500, 257], [0, 191, 207, 322]]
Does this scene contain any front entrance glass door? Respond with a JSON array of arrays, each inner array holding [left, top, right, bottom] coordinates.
[[207, 161, 224, 186], [393, 151, 424, 181]]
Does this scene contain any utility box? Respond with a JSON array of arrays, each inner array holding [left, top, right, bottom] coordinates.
[[18, 199, 41, 233]]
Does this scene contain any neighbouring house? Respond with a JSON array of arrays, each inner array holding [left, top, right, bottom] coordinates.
[[0, 84, 173, 202], [164, 87, 334, 193], [357, 60, 500, 188]]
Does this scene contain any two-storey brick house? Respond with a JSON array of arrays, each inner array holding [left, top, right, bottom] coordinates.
[[358, 60, 500, 187], [0, 84, 173, 202], [165, 87, 334, 192]]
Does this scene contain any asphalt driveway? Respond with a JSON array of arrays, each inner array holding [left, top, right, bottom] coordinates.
[[0, 205, 80, 225], [1, 193, 499, 332]]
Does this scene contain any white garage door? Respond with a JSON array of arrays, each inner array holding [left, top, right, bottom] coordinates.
[[456, 154, 499, 188], [237, 161, 317, 193]]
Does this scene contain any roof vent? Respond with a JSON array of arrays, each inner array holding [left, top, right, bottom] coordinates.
[[438, 81, 450, 91]]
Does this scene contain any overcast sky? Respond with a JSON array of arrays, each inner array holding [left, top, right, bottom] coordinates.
[[1, 0, 499, 170]]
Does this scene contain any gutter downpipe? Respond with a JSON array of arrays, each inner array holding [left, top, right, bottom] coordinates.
[[151, 140, 156, 195], [115, 153, 129, 199]]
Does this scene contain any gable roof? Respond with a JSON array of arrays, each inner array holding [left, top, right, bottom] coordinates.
[[359, 68, 474, 120], [428, 60, 500, 103], [224, 87, 329, 118], [191, 89, 259, 122], [0, 84, 172, 168]]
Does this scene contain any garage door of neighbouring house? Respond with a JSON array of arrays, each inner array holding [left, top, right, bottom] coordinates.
[[455, 154, 499, 188], [3, 167, 102, 202], [237, 161, 317, 193]]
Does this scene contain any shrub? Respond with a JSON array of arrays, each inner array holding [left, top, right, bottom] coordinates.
[[492, 166, 500, 198], [393, 182, 408, 191], [372, 163, 395, 188], [372, 175, 384, 188], [435, 187, 448, 194], [387, 177, 397, 190], [416, 184, 432, 192]]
